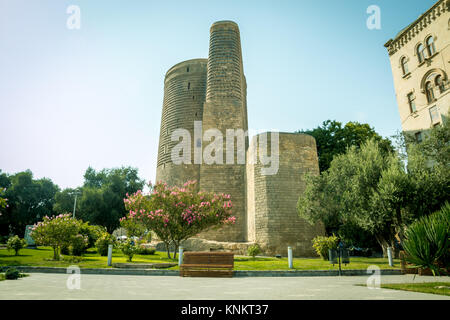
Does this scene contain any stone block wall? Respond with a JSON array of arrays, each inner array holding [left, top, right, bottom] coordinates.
[[247, 133, 325, 256]]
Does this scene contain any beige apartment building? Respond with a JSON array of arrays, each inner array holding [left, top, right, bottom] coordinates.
[[384, 0, 450, 141]]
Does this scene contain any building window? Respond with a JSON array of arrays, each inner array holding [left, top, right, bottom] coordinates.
[[435, 75, 445, 94], [415, 132, 423, 143], [417, 44, 425, 63], [401, 57, 409, 75], [429, 106, 440, 124], [426, 36, 436, 57], [425, 81, 435, 103], [187, 67, 189, 72], [187, 82, 190, 90], [407, 93, 416, 113]]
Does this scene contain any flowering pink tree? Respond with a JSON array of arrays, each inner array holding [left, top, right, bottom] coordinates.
[[30, 214, 82, 260], [121, 180, 235, 259]]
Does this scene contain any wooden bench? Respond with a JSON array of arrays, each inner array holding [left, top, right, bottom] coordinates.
[[180, 252, 234, 277]]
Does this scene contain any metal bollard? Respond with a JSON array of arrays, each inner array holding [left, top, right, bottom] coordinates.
[[288, 246, 293, 269], [107, 244, 113, 266], [179, 246, 184, 266], [387, 247, 394, 267]]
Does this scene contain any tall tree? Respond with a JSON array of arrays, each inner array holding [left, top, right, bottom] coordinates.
[[298, 120, 393, 172], [0, 170, 59, 237], [77, 167, 145, 232], [53, 188, 82, 215], [298, 140, 412, 256]]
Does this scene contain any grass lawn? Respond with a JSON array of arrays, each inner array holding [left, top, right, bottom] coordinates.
[[380, 282, 450, 296], [0, 247, 400, 271]]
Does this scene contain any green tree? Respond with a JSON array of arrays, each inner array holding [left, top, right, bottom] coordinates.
[[30, 214, 82, 260], [298, 120, 393, 172], [53, 188, 82, 215], [0, 170, 59, 237], [298, 139, 411, 256], [76, 167, 145, 233], [393, 116, 450, 220]]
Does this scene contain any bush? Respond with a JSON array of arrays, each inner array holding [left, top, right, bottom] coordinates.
[[136, 246, 156, 255], [6, 236, 27, 256], [95, 232, 115, 256], [70, 234, 89, 256], [402, 202, 450, 276], [30, 214, 82, 260], [80, 224, 105, 249], [5, 268, 20, 280], [119, 239, 138, 262], [312, 235, 339, 260], [247, 244, 261, 259], [61, 245, 70, 255]]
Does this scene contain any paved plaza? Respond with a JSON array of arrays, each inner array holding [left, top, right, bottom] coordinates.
[[0, 273, 449, 300]]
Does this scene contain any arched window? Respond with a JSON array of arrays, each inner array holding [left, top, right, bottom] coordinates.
[[426, 36, 436, 56], [435, 75, 445, 93], [401, 57, 409, 75], [417, 44, 425, 63], [425, 81, 435, 103]]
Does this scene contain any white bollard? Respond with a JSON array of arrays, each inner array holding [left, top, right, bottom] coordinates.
[[179, 246, 184, 266], [288, 246, 293, 269], [387, 247, 394, 267], [107, 244, 113, 266]]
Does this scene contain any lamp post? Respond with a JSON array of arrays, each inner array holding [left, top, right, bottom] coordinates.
[[72, 195, 78, 219]]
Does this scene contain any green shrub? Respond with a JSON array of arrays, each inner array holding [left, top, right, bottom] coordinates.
[[61, 245, 70, 255], [95, 232, 115, 256], [80, 224, 105, 249], [6, 236, 27, 256], [136, 246, 156, 255], [70, 234, 89, 256], [247, 244, 261, 259], [403, 202, 450, 276], [312, 235, 339, 260], [5, 268, 20, 280], [119, 239, 138, 262]]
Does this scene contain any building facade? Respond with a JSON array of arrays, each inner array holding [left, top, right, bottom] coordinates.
[[384, 0, 450, 140], [155, 21, 324, 256]]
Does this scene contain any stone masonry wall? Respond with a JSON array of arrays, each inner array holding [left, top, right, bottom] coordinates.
[[247, 133, 325, 257]]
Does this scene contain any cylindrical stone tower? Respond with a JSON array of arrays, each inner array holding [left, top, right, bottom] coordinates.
[[199, 21, 249, 242], [156, 59, 207, 187]]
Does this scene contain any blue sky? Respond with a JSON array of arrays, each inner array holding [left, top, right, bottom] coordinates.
[[0, 0, 438, 189]]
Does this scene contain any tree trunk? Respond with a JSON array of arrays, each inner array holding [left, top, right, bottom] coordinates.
[[53, 246, 59, 261], [165, 242, 171, 259], [173, 242, 179, 260], [375, 235, 389, 258]]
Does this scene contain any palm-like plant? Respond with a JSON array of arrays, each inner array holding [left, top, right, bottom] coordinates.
[[402, 203, 450, 276]]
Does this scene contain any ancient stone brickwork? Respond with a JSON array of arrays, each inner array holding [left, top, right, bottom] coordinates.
[[156, 59, 207, 187], [247, 133, 325, 256], [199, 21, 248, 242]]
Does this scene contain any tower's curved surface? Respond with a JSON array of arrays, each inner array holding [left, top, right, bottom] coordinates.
[[156, 59, 207, 187]]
